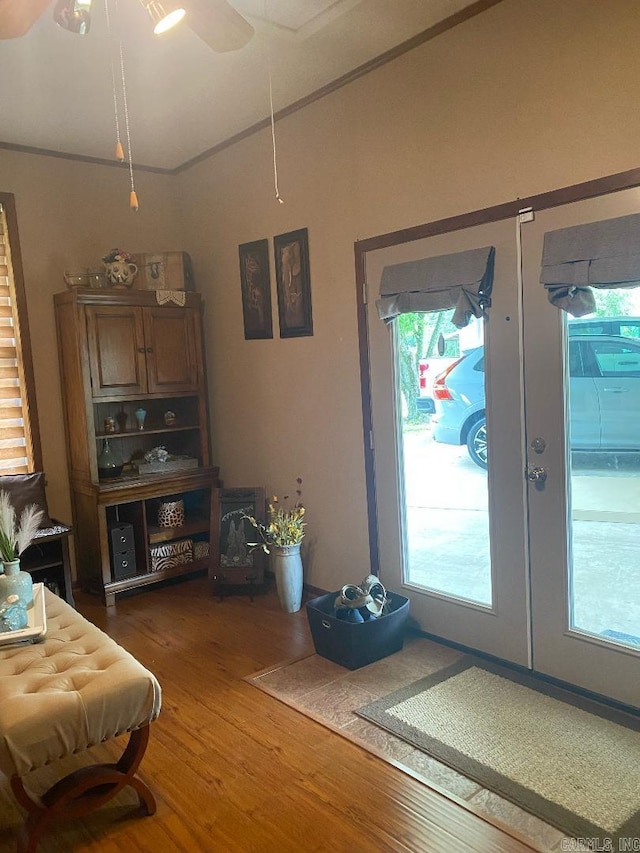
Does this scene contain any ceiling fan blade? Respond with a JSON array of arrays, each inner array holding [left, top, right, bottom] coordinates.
[[0, 0, 53, 38], [185, 0, 254, 53]]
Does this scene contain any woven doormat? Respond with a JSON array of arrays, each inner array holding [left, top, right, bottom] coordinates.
[[356, 657, 640, 844]]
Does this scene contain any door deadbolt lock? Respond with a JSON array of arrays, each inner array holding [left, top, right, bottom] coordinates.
[[530, 437, 546, 454], [526, 466, 547, 483]]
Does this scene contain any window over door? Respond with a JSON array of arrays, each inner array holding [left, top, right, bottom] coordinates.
[[0, 194, 41, 473]]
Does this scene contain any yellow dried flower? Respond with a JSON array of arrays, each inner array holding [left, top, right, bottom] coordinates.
[[243, 478, 306, 551]]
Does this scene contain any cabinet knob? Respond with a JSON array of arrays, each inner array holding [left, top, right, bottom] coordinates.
[[146, 347, 154, 353], [122, 560, 128, 568], [137, 347, 145, 353], [120, 536, 126, 544]]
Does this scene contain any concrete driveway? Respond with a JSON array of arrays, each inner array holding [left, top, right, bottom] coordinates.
[[401, 425, 640, 642]]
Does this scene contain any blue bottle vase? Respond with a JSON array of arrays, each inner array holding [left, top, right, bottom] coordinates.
[[0, 559, 34, 609]]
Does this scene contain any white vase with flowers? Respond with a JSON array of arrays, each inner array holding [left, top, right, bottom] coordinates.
[[245, 478, 306, 613]]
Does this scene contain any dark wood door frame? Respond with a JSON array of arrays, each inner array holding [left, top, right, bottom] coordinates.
[[354, 165, 640, 574]]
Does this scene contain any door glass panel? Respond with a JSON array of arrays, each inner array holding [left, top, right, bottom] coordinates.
[[366, 216, 528, 665], [567, 294, 640, 649], [399, 308, 491, 605]]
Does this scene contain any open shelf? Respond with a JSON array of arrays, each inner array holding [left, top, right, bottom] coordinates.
[[104, 558, 209, 594], [18, 524, 74, 606], [148, 517, 209, 544], [96, 425, 200, 439]]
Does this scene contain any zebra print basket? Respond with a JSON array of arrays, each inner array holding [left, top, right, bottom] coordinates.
[[150, 538, 193, 572]]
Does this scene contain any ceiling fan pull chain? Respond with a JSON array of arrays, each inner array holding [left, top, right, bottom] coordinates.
[[268, 64, 283, 205], [104, 0, 124, 162], [265, 0, 283, 204], [118, 40, 139, 211]]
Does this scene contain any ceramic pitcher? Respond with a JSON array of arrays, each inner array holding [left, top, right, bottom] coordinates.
[[104, 261, 137, 288]]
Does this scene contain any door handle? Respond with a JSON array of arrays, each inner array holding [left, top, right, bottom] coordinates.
[[603, 387, 629, 393], [526, 466, 547, 483]]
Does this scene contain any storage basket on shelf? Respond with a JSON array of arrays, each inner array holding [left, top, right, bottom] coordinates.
[[157, 498, 185, 528], [193, 540, 209, 560], [150, 539, 193, 572]]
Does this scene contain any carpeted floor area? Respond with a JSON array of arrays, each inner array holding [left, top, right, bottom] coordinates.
[[246, 635, 639, 853]]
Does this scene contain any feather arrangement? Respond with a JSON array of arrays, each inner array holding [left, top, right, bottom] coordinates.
[[0, 491, 44, 562]]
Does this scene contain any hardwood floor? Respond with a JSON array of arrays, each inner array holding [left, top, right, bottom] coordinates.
[[1, 576, 540, 851]]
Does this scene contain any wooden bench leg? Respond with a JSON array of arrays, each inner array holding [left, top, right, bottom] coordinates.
[[11, 724, 156, 853]]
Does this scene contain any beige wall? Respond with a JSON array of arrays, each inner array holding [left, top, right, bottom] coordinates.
[[0, 150, 183, 521], [4, 0, 640, 593], [176, 0, 640, 593]]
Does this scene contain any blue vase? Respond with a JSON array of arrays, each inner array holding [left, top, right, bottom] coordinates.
[[135, 408, 147, 430], [0, 559, 33, 609]]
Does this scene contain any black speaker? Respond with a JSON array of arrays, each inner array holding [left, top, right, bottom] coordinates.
[[108, 523, 137, 580]]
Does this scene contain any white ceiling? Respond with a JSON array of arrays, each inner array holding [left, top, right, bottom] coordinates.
[[0, 0, 481, 171]]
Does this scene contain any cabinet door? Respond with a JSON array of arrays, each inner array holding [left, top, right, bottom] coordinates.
[[86, 306, 148, 397], [143, 307, 199, 393]]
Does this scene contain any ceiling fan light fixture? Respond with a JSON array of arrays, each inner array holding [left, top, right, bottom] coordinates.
[[53, 0, 92, 35], [143, 1, 186, 35]]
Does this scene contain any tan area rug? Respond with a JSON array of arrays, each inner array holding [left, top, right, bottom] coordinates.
[[246, 637, 577, 851], [356, 656, 640, 845]]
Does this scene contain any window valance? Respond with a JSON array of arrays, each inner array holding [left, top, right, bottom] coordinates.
[[540, 212, 640, 316], [376, 246, 495, 329]]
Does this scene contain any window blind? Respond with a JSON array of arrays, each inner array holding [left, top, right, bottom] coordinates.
[[376, 245, 495, 328], [0, 204, 34, 473], [540, 212, 640, 316]]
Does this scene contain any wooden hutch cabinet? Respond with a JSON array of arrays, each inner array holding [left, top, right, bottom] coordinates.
[[86, 303, 201, 397], [54, 289, 219, 606]]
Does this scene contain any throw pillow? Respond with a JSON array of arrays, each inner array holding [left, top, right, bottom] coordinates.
[[0, 473, 53, 528]]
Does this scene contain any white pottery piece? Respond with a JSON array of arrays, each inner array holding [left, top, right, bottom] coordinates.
[[104, 261, 137, 288]]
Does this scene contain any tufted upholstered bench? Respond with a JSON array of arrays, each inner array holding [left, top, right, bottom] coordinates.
[[0, 588, 162, 852]]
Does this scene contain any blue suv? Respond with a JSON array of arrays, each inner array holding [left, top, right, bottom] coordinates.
[[430, 319, 640, 469]]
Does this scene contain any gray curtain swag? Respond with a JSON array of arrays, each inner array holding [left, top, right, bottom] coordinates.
[[540, 212, 640, 316], [376, 245, 495, 329]]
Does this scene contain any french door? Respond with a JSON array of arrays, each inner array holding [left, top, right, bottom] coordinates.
[[522, 189, 640, 707], [364, 188, 640, 708], [365, 217, 531, 667]]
